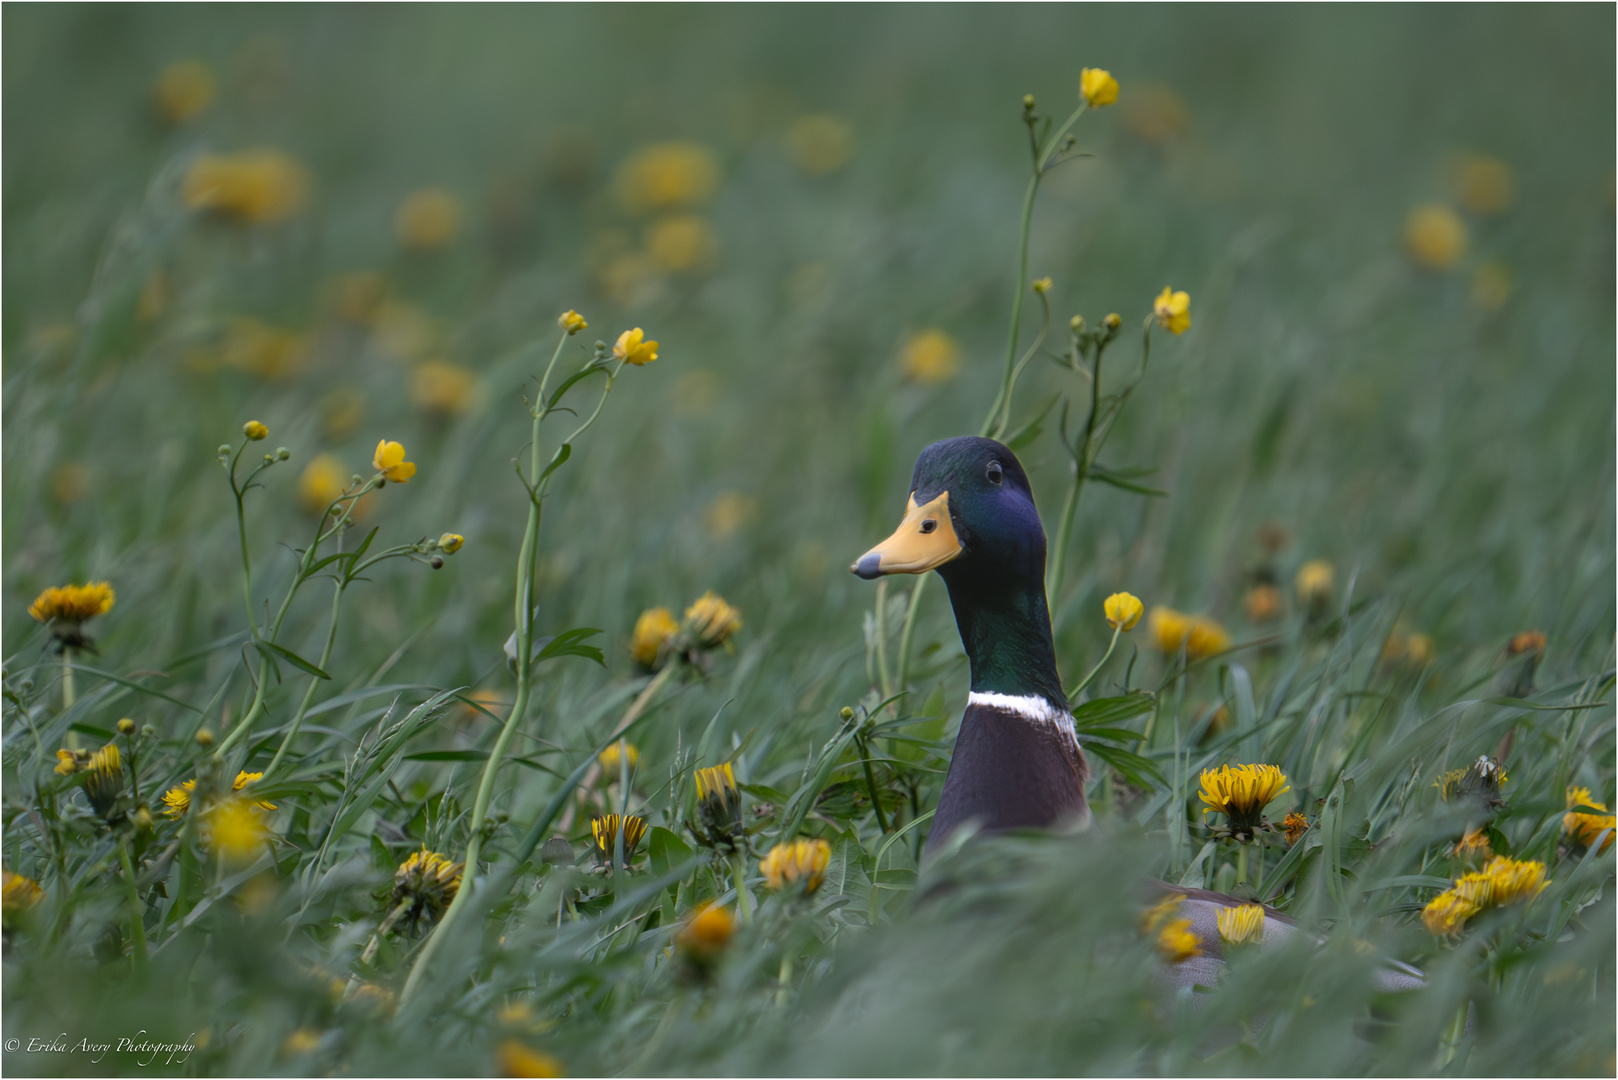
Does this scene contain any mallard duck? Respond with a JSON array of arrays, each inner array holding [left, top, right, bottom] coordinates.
[[851, 436, 1424, 994]]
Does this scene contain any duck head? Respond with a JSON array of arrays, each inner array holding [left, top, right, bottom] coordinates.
[[852, 436, 1064, 706]]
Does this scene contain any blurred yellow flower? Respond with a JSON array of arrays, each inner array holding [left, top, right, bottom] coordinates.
[[1123, 84, 1189, 144], [1216, 902, 1265, 946], [596, 252, 661, 307], [1471, 261, 1514, 310], [153, 60, 215, 124], [1422, 889, 1478, 937], [244, 420, 269, 441], [1198, 764, 1290, 834], [1282, 811, 1309, 846], [206, 798, 269, 862], [1153, 287, 1191, 334], [1185, 617, 1230, 658], [1031, 276, 1052, 294], [183, 150, 310, 223], [51, 462, 90, 505], [1, 869, 44, 919], [1563, 787, 1615, 853], [685, 591, 742, 647], [373, 440, 416, 483], [438, 533, 464, 554], [1080, 67, 1119, 107], [396, 188, 462, 250], [495, 1041, 564, 1078], [329, 272, 388, 324], [1451, 827, 1492, 859], [29, 582, 115, 626], [1405, 633, 1435, 666], [136, 270, 173, 323], [590, 813, 648, 865], [645, 215, 717, 273], [616, 142, 720, 213], [899, 329, 961, 384], [393, 848, 463, 925], [673, 369, 720, 416], [411, 360, 479, 414], [161, 771, 275, 818], [1141, 894, 1200, 963], [1507, 629, 1547, 658], [371, 301, 438, 362], [1296, 559, 1334, 603], [558, 310, 588, 335], [281, 1029, 322, 1056], [760, 837, 832, 894], [1244, 584, 1282, 623], [704, 491, 757, 538], [1104, 591, 1144, 631], [597, 740, 640, 775], [613, 328, 659, 366], [629, 607, 678, 667], [1404, 204, 1467, 270], [1149, 606, 1190, 652], [221, 318, 310, 380], [299, 455, 350, 514], [1479, 855, 1548, 906], [55, 748, 88, 776], [787, 113, 855, 174], [677, 901, 735, 955], [1453, 154, 1515, 215]]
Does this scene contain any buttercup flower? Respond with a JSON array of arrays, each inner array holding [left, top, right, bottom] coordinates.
[[760, 838, 832, 894], [1564, 787, 1616, 853], [590, 814, 648, 867], [1141, 894, 1200, 963], [1198, 764, 1290, 837], [1104, 592, 1144, 632], [411, 361, 478, 414], [615, 142, 720, 213], [1080, 67, 1119, 107], [612, 328, 659, 366], [243, 420, 269, 441], [153, 60, 215, 124], [373, 440, 416, 484], [393, 848, 463, 930], [395, 188, 461, 250], [1185, 617, 1231, 659], [898, 329, 960, 384], [684, 591, 742, 648], [299, 454, 351, 515], [558, 310, 588, 335], [183, 150, 310, 224], [1149, 606, 1190, 653], [1404, 204, 1467, 270], [1217, 902, 1266, 947], [597, 740, 640, 776], [1031, 276, 1052, 294], [1153, 287, 1191, 334], [629, 607, 678, 668]]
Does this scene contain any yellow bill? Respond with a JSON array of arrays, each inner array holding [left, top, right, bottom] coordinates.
[[851, 492, 962, 579]]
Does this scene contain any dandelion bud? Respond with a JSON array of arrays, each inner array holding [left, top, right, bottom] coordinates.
[[195, 729, 215, 748], [117, 717, 136, 736], [438, 533, 464, 554], [134, 806, 154, 831], [276, 447, 291, 461], [392, 848, 463, 931], [539, 836, 574, 866], [1070, 315, 1085, 333], [84, 744, 125, 819], [840, 706, 855, 720], [243, 420, 269, 441], [1104, 313, 1122, 330], [692, 763, 745, 853], [760, 838, 832, 895], [1023, 94, 1036, 111], [430, 556, 444, 570]]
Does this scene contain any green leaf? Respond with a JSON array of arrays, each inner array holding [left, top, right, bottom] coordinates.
[[405, 750, 490, 762], [1084, 740, 1165, 789], [647, 826, 695, 880], [546, 367, 605, 411], [1004, 393, 1060, 452], [537, 442, 573, 486], [1088, 466, 1167, 497], [256, 640, 332, 680], [1071, 691, 1155, 730], [534, 627, 605, 667]]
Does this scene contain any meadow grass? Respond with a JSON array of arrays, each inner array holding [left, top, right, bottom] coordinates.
[[2, 6, 1614, 1076]]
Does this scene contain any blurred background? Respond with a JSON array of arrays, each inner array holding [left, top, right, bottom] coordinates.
[[3, 5, 1615, 1075]]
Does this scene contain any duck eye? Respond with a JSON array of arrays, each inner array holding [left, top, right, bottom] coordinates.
[[986, 462, 1003, 484], [920, 519, 937, 534]]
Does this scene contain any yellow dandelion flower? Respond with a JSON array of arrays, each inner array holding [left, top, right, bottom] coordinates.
[[55, 748, 89, 776], [153, 60, 215, 124], [1141, 895, 1201, 963], [1186, 617, 1231, 659], [1471, 261, 1514, 310], [898, 329, 961, 384], [372, 439, 416, 484], [183, 150, 310, 224], [1296, 559, 1333, 604], [629, 607, 679, 668], [1422, 889, 1478, 937], [393, 848, 463, 928], [597, 741, 640, 776], [207, 798, 269, 862], [1481, 855, 1548, 906], [684, 591, 742, 647], [161, 771, 275, 819], [410, 360, 479, 415], [1283, 811, 1310, 847], [1, 869, 44, 920], [1451, 828, 1493, 859], [395, 188, 461, 250], [1453, 154, 1515, 215], [29, 581, 115, 626], [1217, 903, 1265, 947], [612, 328, 660, 366], [645, 214, 717, 273], [1080, 67, 1119, 108], [1244, 584, 1282, 623], [298, 454, 352, 515], [1153, 287, 1191, 334], [496, 1040, 565, 1078], [1564, 787, 1616, 854], [692, 762, 744, 851], [694, 762, 737, 806], [1404, 204, 1467, 270], [83, 744, 124, 819], [1198, 764, 1290, 835], [1104, 592, 1144, 632], [1507, 630, 1546, 658], [787, 113, 855, 174], [677, 901, 735, 955], [615, 142, 720, 213], [759, 838, 832, 894], [590, 814, 648, 867], [558, 310, 587, 335], [704, 492, 757, 539]]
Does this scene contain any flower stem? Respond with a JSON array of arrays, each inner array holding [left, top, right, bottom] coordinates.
[[873, 579, 893, 699], [1236, 841, 1250, 887], [263, 578, 345, 779], [1069, 625, 1122, 702], [61, 646, 76, 749], [118, 839, 147, 975]]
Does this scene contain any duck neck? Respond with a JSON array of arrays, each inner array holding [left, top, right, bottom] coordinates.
[[939, 572, 1067, 710]]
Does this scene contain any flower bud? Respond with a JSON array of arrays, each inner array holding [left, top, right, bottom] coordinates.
[[558, 310, 588, 335], [134, 806, 154, 831], [263, 454, 276, 465], [117, 717, 136, 736], [430, 555, 444, 569], [142, 725, 156, 739], [438, 533, 464, 554], [276, 447, 291, 461], [1023, 94, 1035, 110], [840, 706, 855, 720], [195, 729, 215, 748], [243, 420, 269, 441], [1104, 313, 1122, 330], [1031, 277, 1051, 294], [1070, 314, 1085, 333], [217, 444, 233, 457]]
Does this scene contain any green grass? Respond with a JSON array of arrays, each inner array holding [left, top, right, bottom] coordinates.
[[3, 5, 1614, 1076]]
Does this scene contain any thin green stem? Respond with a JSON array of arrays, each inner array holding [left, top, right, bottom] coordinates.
[[119, 840, 147, 974], [894, 577, 927, 695], [264, 578, 345, 779], [873, 579, 893, 699], [1236, 841, 1250, 887], [984, 173, 1040, 440], [1069, 625, 1122, 701]]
